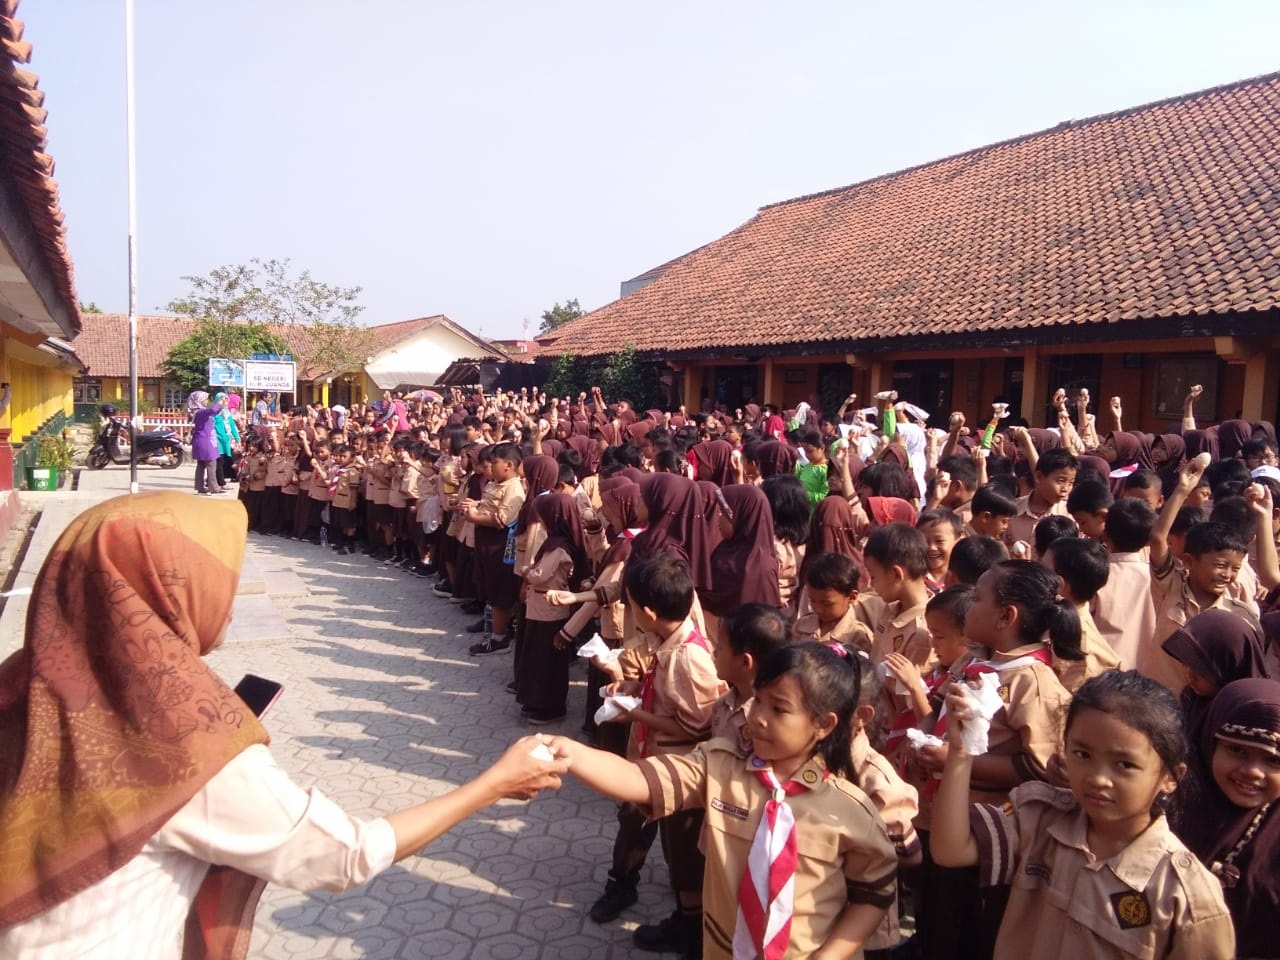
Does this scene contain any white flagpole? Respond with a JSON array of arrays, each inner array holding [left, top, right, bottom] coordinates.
[[125, 0, 139, 493]]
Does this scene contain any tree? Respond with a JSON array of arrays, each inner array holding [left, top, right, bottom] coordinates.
[[164, 257, 379, 380], [539, 343, 665, 410], [79, 300, 103, 313], [160, 319, 287, 392], [538, 298, 584, 335]]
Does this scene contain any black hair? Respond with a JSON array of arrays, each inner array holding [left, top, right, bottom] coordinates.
[[853, 651, 887, 752], [330, 443, 351, 457], [647, 432, 674, 453], [441, 424, 468, 456], [799, 429, 823, 449], [972, 484, 1018, 518], [926, 583, 975, 630], [1184, 520, 1248, 557], [1208, 496, 1254, 543], [1105, 498, 1157, 553], [937, 455, 978, 492], [1122, 469, 1162, 494], [917, 508, 963, 536], [1034, 514, 1079, 557], [948, 535, 1009, 584], [1170, 505, 1208, 537], [1254, 476, 1280, 505], [1242, 438, 1278, 460], [1035, 448, 1079, 476], [653, 449, 683, 474], [1066, 671, 1187, 800], [623, 551, 695, 621], [1067, 481, 1114, 515], [614, 444, 643, 468], [987, 559, 1082, 659], [804, 551, 861, 593], [864, 523, 929, 579], [556, 463, 578, 487], [1205, 458, 1250, 493], [986, 471, 1021, 500], [762, 474, 811, 546], [754, 642, 861, 780], [858, 461, 917, 501], [489, 441, 522, 467], [462, 415, 482, 431], [722, 603, 792, 662], [557, 447, 583, 470], [1046, 537, 1110, 603]]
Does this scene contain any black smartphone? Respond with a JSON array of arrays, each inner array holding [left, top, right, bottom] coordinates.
[[234, 674, 284, 717]]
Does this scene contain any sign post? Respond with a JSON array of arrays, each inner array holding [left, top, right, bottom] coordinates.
[[242, 359, 297, 394], [208, 358, 245, 389]]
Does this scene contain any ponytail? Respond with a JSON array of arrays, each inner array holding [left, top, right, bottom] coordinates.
[[991, 560, 1082, 658]]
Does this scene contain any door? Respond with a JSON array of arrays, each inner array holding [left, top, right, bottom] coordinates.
[[891, 360, 953, 420], [1045, 355, 1101, 428], [713, 365, 761, 411]]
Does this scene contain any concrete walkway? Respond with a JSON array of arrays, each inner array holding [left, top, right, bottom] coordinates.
[[3, 464, 678, 958]]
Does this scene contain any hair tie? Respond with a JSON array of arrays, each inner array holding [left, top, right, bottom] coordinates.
[[826, 642, 849, 658]]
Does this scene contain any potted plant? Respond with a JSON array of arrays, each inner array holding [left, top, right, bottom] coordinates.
[[29, 432, 74, 491]]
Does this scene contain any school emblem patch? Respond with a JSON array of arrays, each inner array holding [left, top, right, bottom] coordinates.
[[1110, 891, 1151, 929], [997, 683, 1011, 703], [802, 769, 819, 784]]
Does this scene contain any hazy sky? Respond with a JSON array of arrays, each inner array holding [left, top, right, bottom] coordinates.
[[22, 1, 1280, 340]]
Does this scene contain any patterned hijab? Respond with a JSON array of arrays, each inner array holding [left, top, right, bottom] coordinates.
[[0, 492, 267, 956]]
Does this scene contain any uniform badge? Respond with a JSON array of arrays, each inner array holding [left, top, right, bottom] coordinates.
[[1110, 891, 1151, 929], [750, 756, 766, 768], [802, 769, 818, 784], [997, 683, 1011, 703]]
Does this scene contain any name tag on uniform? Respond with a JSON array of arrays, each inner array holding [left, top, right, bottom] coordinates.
[[711, 798, 750, 820]]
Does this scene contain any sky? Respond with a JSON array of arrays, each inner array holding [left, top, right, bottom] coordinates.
[[21, 1, 1280, 340]]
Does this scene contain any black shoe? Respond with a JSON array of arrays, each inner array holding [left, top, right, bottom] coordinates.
[[633, 911, 700, 954], [505, 681, 518, 695], [419, 563, 438, 577], [589, 872, 640, 924], [460, 600, 485, 615], [526, 710, 566, 727], [431, 581, 453, 598], [468, 637, 512, 656], [410, 562, 432, 578]]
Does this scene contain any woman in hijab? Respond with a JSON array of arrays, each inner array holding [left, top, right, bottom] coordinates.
[[1175, 678, 1280, 959], [699, 485, 781, 618], [189, 391, 221, 496], [688, 439, 735, 487], [631, 473, 712, 592], [565, 434, 599, 479], [1152, 431, 1188, 488], [750, 439, 798, 480], [1185, 427, 1220, 462], [1217, 419, 1254, 460], [212, 391, 241, 492], [0, 493, 564, 959], [695, 480, 726, 555], [516, 493, 590, 725]]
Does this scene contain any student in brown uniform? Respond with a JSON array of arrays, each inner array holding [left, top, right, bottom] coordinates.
[[304, 441, 333, 544], [548, 642, 899, 960], [710, 603, 792, 757], [932, 670, 1235, 960], [794, 552, 874, 653], [1042, 537, 1123, 693], [862, 524, 933, 668], [1004, 448, 1077, 559], [328, 444, 360, 554], [261, 435, 293, 535], [462, 442, 525, 656]]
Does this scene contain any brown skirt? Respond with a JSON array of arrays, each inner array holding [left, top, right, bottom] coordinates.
[[515, 616, 572, 715]]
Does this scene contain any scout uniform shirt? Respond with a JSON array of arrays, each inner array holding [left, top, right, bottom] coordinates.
[[479, 474, 526, 530], [247, 452, 268, 492], [632, 619, 722, 758], [871, 598, 932, 668], [330, 464, 359, 511], [1054, 605, 1122, 695], [709, 688, 752, 757], [370, 459, 392, 507], [387, 462, 407, 511], [1142, 561, 1260, 694], [265, 453, 292, 490], [638, 739, 898, 960], [1090, 551, 1156, 669], [794, 605, 875, 655], [308, 457, 333, 502], [851, 727, 921, 953], [969, 782, 1235, 960], [964, 641, 1071, 806], [1004, 495, 1068, 555]]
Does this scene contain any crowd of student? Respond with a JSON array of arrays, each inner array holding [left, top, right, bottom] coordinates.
[[222, 382, 1277, 959]]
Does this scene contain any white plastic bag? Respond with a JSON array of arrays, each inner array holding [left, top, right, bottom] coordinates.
[[577, 634, 621, 665], [594, 692, 642, 725], [955, 673, 1005, 756]]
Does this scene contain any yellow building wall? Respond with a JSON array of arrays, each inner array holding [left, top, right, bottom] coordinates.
[[7, 355, 73, 438]]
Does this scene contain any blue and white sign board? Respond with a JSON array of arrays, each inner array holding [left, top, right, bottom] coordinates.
[[243, 359, 296, 393], [208, 358, 244, 388]]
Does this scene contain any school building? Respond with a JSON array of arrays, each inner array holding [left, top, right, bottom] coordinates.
[[71, 311, 505, 416], [0, 10, 84, 521], [540, 72, 1280, 430]]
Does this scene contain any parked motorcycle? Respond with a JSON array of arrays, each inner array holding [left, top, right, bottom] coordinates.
[[87, 404, 185, 470]]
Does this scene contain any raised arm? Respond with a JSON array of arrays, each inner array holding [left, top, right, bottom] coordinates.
[[1246, 482, 1279, 590], [1181, 384, 1202, 432], [928, 692, 980, 868], [1150, 454, 1210, 572]]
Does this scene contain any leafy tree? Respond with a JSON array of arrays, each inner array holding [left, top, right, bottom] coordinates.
[[164, 257, 378, 378], [540, 343, 665, 410], [160, 319, 287, 392], [538, 298, 584, 335], [79, 300, 103, 313]]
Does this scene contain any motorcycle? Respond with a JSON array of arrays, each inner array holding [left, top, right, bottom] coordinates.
[[87, 405, 185, 470]]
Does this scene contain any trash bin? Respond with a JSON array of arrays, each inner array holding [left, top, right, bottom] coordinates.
[[26, 466, 58, 491]]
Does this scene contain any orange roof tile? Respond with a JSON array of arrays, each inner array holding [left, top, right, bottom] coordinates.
[[0, 1, 78, 337], [547, 72, 1280, 358]]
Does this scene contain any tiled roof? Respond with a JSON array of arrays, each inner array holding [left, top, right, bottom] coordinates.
[[72, 312, 503, 380], [547, 71, 1280, 358], [0, 2, 78, 336]]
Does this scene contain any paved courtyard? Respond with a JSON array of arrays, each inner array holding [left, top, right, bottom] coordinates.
[[2, 464, 678, 959]]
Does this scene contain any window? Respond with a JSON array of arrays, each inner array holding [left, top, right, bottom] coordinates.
[[73, 379, 101, 403], [162, 382, 185, 409]]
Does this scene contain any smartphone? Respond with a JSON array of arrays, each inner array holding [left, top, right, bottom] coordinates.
[[234, 674, 284, 717]]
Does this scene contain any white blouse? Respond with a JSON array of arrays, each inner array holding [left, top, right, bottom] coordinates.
[[0, 745, 396, 960]]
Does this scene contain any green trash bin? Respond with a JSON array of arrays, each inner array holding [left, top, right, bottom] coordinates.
[[26, 466, 59, 491]]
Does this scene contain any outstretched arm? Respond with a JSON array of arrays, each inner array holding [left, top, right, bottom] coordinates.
[[545, 736, 651, 805]]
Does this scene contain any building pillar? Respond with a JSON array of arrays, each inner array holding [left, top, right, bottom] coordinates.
[[867, 359, 886, 398], [321, 379, 330, 407], [0, 333, 11, 492], [1020, 346, 1042, 423], [762, 358, 776, 405], [681, 364, 700, 413], [1240, 349, 1278, 422]]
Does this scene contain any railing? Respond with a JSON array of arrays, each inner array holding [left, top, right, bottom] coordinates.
[[12, 410, 68, 489]]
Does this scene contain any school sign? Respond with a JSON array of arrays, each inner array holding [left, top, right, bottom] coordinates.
[[207, 358, 297, 393]]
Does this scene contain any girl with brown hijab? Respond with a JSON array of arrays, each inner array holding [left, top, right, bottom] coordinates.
[[688, 439, 735, 487], [631, 474, 712, 592], [0, 492, 564, 959], [699, 485, 781, 616]]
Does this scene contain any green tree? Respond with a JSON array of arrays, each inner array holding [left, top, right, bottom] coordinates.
[[538, 298, 584, 335], [79, 300, 103, 313], [160, 320, 287, 392], [165, 257, 378, 378]]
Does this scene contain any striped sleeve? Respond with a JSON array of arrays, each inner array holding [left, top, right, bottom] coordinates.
[[841, 798, 899, 908], [968, 801, 1020, 887], [637, 748, 709, 819]]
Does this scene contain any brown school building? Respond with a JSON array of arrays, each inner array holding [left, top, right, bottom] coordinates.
[[540, 72, 1280, 430]]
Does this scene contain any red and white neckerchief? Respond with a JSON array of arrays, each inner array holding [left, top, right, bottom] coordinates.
[[1108, 462, 1140, 479], [734, 761, 824, 959], [328, 465, 346, 497], [635, 627, 710, 758]]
